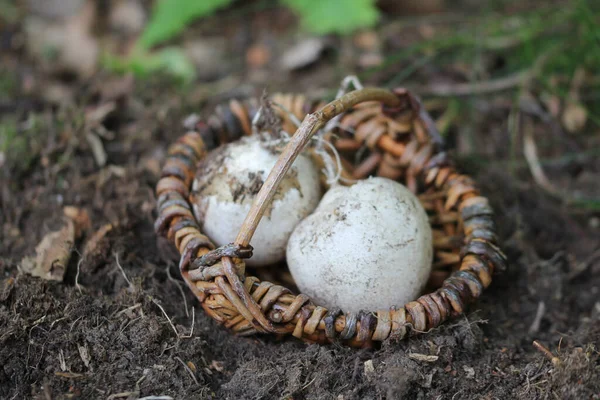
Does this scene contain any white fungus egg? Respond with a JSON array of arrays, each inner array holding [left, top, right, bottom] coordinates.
[[286, 177, 433, 312], [191, 135, 321, 267]]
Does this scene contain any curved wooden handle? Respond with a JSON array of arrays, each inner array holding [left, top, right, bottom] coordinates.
[[234, 87, 401, 247]]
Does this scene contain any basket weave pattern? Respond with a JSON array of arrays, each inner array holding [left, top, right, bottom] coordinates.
[[155, 89, 506, 346]]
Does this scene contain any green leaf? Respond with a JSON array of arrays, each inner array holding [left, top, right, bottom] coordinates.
[[140, 0, 235, 49], [102, 47, 196, 84], [282, 0, 379, 34]]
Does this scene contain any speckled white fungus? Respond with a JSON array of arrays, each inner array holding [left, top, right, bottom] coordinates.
[[286, 177, 433, 312], [191, 135, 321, 267]]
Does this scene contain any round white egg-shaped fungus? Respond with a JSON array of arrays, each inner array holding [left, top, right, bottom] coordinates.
[[286, 177, 433, 312], [191, 135, 321, 267]]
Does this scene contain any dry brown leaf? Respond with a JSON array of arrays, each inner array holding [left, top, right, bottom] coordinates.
[[20, 217, 76, 281], [0, 277, 15, 302], [82, 223, 114, 260], [63, 206, 91, 236]]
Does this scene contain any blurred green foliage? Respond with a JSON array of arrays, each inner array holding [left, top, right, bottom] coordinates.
[[366, 1, 600, 99], [140, 0, 235, 49], [103, 47, 196, 83], [141, 0, 379, 48], [281, 0, 378, 35], [106, 0, 599, 99], [105, 0, 379, 82]]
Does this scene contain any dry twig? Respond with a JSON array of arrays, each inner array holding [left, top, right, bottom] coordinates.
[[74, 257, 83, 294], [533, 340, 561, 366], [418, 69, 531, 97], [522, 118, 564, 200], [114, 252, 135, 291], [528, 301, 546, 334], [174, 356, 199, 385], [166, 263, 189, 317], [151, 297, 180, 338]]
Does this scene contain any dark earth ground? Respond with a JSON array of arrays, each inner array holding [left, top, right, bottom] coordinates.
[[1, 2, 599, 399]]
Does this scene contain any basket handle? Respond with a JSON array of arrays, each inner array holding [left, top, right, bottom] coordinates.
[[235, 87, 401, 247]]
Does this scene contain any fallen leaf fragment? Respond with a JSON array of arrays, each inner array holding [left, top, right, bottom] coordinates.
[[209, 360, 225, 372], [463, 365, 475, 379], [408, 353, 439, 362], [0, 277, 15, 302], [20, 217, 76, 281], [364, 359, 376, 381], [78, 343, 92, 370], [280, 38, 325, 71], [63, 206, 91, 236], [82, 223, 114, 261]]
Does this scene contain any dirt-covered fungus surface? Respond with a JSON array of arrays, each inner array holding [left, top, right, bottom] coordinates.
[[1, 1, 599, 399]]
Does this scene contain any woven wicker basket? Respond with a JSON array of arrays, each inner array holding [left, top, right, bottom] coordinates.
[[155, 87, 506, 347]]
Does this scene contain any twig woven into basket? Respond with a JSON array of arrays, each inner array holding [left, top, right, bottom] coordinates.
[[155, 87, 507, 347]]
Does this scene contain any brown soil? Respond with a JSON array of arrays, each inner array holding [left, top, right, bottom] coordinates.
[[1, 3, 599, 400]]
